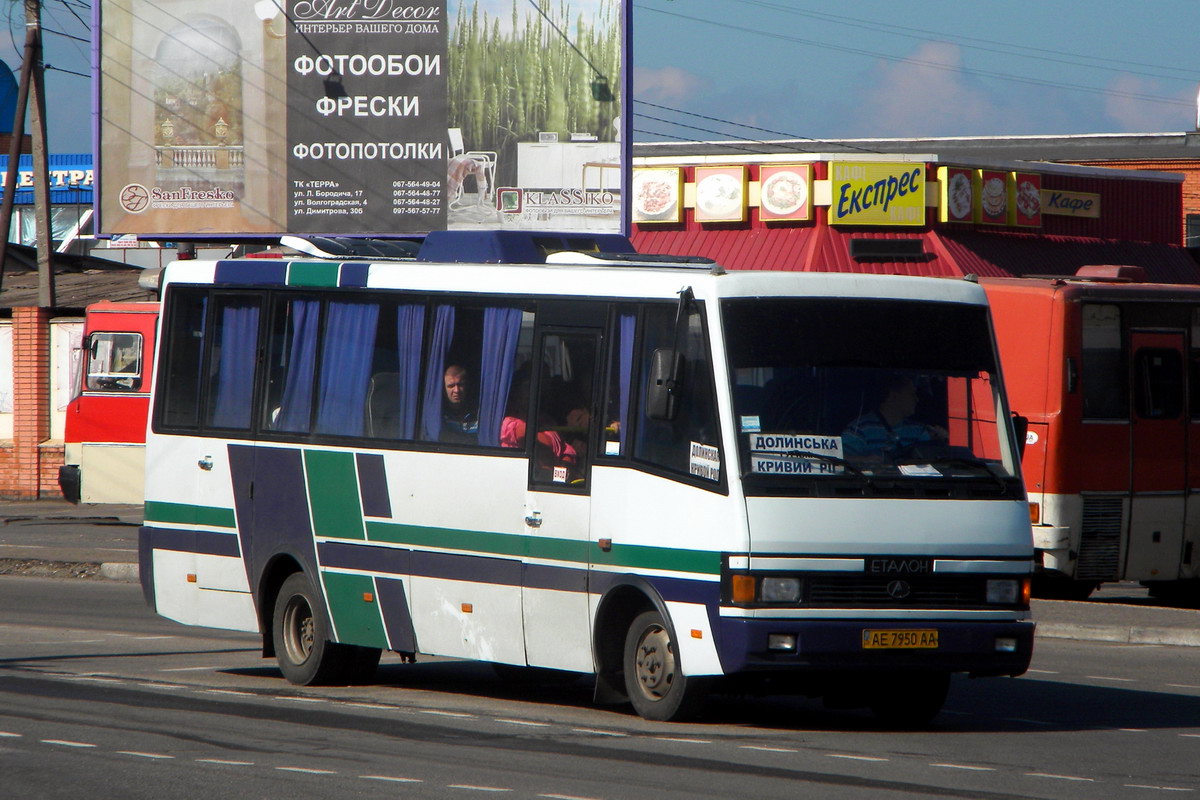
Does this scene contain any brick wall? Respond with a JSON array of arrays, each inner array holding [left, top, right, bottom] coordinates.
[[1068, 159, 1200, 246], [0, 307, 57, 499]]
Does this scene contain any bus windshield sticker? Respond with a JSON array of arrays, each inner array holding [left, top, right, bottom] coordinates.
[[749, 433, 843, 459], [750, 454, 844, 475], [740, 415, 761, 432], [899, 463, 942, 477], [689, 442, 721, 481], [553, 466, 569, 483]]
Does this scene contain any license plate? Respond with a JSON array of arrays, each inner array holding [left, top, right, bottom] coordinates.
[[861, 629, 939, 649]]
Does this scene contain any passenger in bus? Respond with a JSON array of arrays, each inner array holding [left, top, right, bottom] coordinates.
[[441, 364, 479, 444], [842, 375, 947, 459], [500, 371, 577, 478]]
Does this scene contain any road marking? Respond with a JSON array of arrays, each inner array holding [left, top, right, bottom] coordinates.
[[418, 709, 473, 718], [1180, 733, 1200, 739], [654, 737, 711, 744], [362, 775, 422, 783], [204, 689, 254, 697], [161, 666, 216, 672], [42, 740, 97, 748], [1119, 728, 1148, 733], [1027, 668, 1059, 674], [828, 754, 888, 762], [496, 719, 551, 727], [0, 732, 21, 738], [345, 702, 393, 710], [276, 696, 326, 703], [931, 763, 996, 771], [447, 785, 513, 792], [571, 728, 626, 737], [1026, 772, 1094, 782], [197, 758, 255, 766], [1087, 675, 1134, 682], [1124, 785, 1194, 792], [740, 745, 798, 753], [118, 751, 174, 759], [1167, 684, 1200, 690], [277, 766, 337, 775], [539, 794, 602, 800]]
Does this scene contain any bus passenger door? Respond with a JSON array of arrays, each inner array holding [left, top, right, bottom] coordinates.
[[521, 330, 599, 672], [1126, 330, 1187, 581]]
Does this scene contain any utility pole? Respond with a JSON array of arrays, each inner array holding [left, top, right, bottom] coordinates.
[[0, 1, 36, 294], [27, 0, 53, 307]]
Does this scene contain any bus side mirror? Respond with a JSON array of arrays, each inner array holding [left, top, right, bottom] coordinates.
[[646, 348, 685, 421], [1011, 413, 1029, 458]]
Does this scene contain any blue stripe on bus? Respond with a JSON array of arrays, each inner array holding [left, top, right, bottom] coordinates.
[[214, 260, 288, 285], [339, 262, 370, 287], [375, 576, 417, 652], [140, 526, 242, 558], [355, 452, 392, 518]]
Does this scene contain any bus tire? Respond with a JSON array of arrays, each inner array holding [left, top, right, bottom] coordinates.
[[623, 610, 710, 721], [869, 671, 950, 727], [273, 572, 349, 686]]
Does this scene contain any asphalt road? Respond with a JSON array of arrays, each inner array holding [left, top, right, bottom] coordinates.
[[2, 576, 1200, 799]]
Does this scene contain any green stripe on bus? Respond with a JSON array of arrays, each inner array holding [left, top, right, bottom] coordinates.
[[286, 261, 340, 288], [304, 449, 366, 540], [144, 500, 237, 529], [321, 571, 388, 649], [365, 520, 719, 575]]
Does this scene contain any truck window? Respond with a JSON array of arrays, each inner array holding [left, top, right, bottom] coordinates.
[[85, 332, 143, 392]]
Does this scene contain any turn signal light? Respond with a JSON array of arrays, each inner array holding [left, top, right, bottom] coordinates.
[[731, 574, 756, 604], [1028, 502, 1040, 524]]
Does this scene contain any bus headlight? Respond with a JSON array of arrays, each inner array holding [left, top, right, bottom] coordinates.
[[760, 577, 802, 603], [986, 578, 1019, 604]]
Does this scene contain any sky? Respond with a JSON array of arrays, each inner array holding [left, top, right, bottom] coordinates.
[[7, 0, 1200, 154]]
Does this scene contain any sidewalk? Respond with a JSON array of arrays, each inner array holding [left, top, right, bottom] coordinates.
[[1, 499, 1199, 647]]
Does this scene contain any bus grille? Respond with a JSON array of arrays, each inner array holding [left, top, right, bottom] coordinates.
[[1076, 496, 1124, 581], [805, 575, 987, 607]]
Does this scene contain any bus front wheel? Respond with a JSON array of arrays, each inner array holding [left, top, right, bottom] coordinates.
[[623, 610, 710, 721], [273, 572, 359, 686]]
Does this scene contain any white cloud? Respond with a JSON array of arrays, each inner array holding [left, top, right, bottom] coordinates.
[[1104, 74, 1195, 131], [634, 66, 704, 104], [851, 42, 999, 135]]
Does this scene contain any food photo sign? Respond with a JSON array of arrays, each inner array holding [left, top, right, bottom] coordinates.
[[758, 164, 811, 223], [937, 166, 973, 224], [974, 169, 1009, 225], [630, 167, 683, 224], [1009, 171, 1042, 227], [694, 166, 748, 223], [97, 0, 629, 237]]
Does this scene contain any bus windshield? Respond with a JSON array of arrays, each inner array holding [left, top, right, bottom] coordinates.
[[722, 297, 1019, 493]]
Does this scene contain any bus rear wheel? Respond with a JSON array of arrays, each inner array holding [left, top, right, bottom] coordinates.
[[273, 572, 377, 686], [623, 610, 710, 721]]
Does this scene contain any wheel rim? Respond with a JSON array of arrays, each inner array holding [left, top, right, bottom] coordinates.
[[282, 594, 315, 666], [633, 622, 675, 702]]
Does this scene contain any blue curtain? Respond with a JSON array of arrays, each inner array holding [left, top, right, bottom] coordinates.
[[477, 307, 523, 447], [208, 298, 260, 429], [420, 305, 456, 441], [618, 313, 635, 452], [315, 301, 380, 436], [395, 303, 426, 439], [275, 299, 320, 432]]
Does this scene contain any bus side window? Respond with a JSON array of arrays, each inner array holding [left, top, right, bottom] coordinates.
[[1081, 304, 1127, 419], [262, 297, 319, 434], [599, 309, 636, 458], [634, 304, 722, 483], [205, 294, 263, 431], [528, 332, 598, 487], [157, 289, 209, 430], [86, 332, 143, 392]]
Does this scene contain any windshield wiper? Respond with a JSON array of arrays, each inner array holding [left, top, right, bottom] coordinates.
[[748, 449, 873, 484]]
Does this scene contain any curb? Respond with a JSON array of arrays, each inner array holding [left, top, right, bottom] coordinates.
[[100, 562, 139, 583], [1037, 622, 1200, 648]]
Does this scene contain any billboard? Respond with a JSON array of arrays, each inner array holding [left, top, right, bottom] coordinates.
[[97, 0, 626, 237]]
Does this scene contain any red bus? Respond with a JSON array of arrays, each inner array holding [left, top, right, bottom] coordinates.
[[60, 302, 158, 504], [983, 268, 1200, 600]]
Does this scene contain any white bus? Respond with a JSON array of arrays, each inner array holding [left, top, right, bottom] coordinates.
[[139, 232, 1034, 724]]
